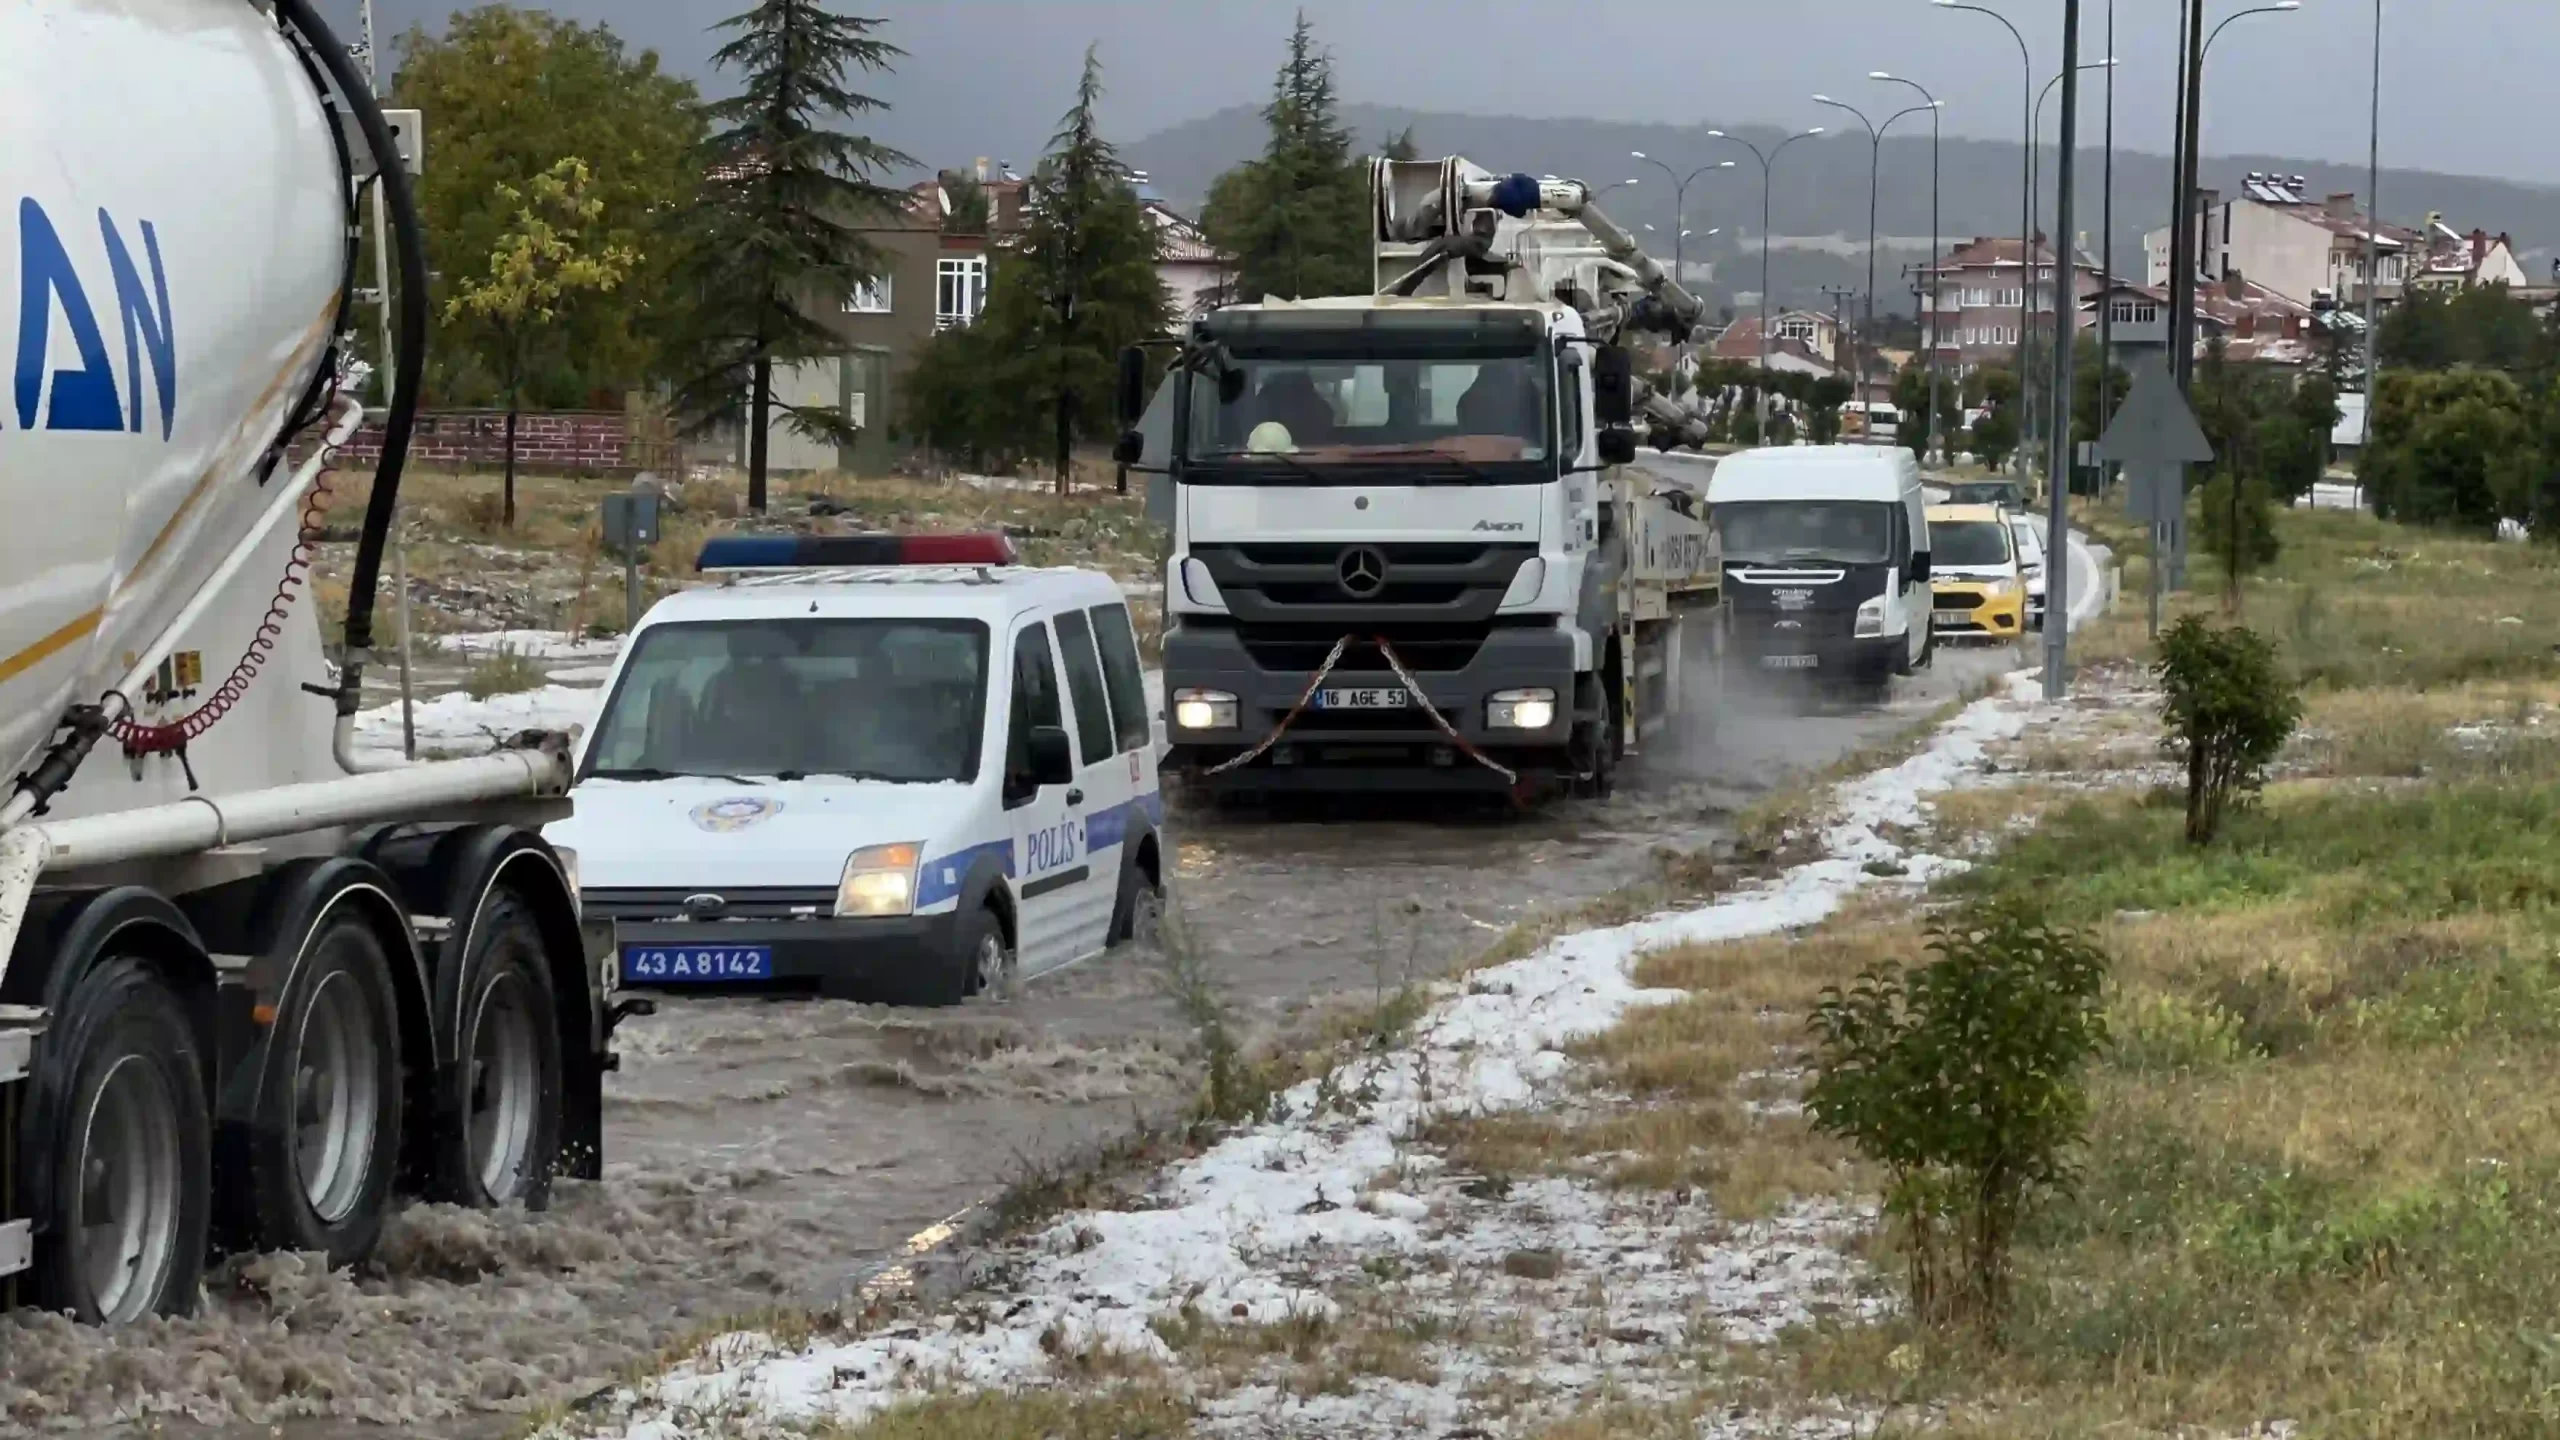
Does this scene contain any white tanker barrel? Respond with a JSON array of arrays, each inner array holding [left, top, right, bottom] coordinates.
[[0, 0, 349, 783]]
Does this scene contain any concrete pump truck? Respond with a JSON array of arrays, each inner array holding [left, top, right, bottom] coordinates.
[[0, 0, 621, 1323], [1122, 157, 1725, 800]]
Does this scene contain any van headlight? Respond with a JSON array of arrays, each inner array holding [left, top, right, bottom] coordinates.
[[836, 842, 921, 917], [1855, 597, 1888, 637], [1172, 688, 1238, 730], [1487, 687, 1557, 730]]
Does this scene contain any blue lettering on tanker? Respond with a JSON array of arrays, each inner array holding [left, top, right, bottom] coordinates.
[[5, 198, 175, 438]]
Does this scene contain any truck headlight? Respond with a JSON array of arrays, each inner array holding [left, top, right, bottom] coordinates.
[[1487, 687, 1557, 730], [836, 842, 921, 917], [1172, 688, 1238, 730], [1855, 596, 1888, 637]]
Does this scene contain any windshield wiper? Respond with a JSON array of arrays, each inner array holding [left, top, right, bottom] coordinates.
[[588, 766, 760, 785]]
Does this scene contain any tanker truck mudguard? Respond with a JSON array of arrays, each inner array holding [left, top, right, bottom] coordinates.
[[0, 1, 619, 1323], [1123, 156, 1720, 800]]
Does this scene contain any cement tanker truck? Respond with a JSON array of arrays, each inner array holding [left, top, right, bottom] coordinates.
[[0, 1, 619, 1323]]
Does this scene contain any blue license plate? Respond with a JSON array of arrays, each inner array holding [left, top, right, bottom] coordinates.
[[620, 944, 773, 984]]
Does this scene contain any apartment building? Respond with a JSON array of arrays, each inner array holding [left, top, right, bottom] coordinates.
[[1920, 235, 2107, 376], [2142, 173, 2424, 310]]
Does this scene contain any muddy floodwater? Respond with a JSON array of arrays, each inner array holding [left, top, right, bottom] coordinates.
[[2, 650, 2019, 1439]]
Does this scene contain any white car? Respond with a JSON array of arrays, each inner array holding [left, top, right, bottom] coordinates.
[[547, 534, 1165, 1006], [2008, 514, 2048, 630]]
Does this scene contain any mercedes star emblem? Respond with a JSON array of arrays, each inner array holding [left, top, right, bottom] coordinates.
[[1336, 545, 1388, 599]]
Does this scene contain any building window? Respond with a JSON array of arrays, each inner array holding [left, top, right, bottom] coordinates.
[[935, 256, 988, 330], [2109, 301, 2161, 324], [845, 274, 892, 314], [1777, 317, 1817, 342]]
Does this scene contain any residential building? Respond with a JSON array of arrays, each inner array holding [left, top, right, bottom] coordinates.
[[1919, 235, 2107, 376], [1710, 310, 1843, 377], [1133, 171, 1233, 324], [2083, 273, 2322, 374], [2410, 216, 2531, 294], [2142, 173, 2423, 311]]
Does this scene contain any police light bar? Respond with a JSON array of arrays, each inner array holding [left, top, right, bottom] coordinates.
[[695, 532, 1020, 572]]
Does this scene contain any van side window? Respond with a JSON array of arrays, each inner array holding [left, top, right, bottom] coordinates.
[[1050, 609, 1116, 766], [1088, 603, 1152, 754], [1889, 504, 1911, 565], [1006, 624, 1063, 807]]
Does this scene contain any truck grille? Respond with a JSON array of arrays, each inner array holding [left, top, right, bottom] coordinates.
[[1190, 542, 1534, 626], [582, 886, 839, 921], [1235, 626, 1493, 675]]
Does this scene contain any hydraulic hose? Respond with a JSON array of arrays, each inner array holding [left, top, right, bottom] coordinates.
[[273, 0, 428, 710]]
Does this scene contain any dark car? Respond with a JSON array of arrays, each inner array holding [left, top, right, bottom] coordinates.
[[1941, 480, 2026, 510]]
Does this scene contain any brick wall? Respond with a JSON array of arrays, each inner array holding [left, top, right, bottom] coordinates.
[[320, 410, 666, 474]]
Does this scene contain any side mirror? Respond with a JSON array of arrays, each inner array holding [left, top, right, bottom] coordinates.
[[1113, 430, 1146, 465], [1910, 552, 1932, 584], [1593, 346, 1635, 426], [1597, 426, 1639, 466], [1026, 725, 1076, 787], [1115, 346, 1147, 427]]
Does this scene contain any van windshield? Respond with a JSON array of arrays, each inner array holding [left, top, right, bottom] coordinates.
[[1714, 501, 1895, 567], [581, 618, 991, 784]]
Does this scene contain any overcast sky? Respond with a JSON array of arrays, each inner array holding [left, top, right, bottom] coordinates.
[[336, 1, 2539, 183]]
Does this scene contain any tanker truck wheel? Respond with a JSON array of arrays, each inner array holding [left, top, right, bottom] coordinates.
[[432, 893, 562, 1211], [31, 955, 212, 1324], [239, 914, 404, 1268]]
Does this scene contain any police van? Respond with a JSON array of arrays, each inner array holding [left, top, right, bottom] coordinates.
[[545, 534, 1166, 1006]]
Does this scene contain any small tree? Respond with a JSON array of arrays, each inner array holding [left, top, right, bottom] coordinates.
[[1805, 376, 1852, 444], [2155, 617, 2301, 845], [2198, 470, 2281, 612], [444, 157, 637, 527], [1807, 900, 2111, 1330]]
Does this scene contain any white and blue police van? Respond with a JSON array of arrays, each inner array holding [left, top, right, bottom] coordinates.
[[545, 533, 1166, 1006]]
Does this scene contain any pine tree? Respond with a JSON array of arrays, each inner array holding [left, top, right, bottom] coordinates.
[[672, 2, 913, 512], [1200, 13, 1368, 302], [899, 46, 1168, 483], [1382, 125, 1420, 162]]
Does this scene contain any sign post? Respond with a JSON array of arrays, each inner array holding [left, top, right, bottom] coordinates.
[[2095, 356, 2216, 638]]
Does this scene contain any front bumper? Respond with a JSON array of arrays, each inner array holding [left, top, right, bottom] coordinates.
[[1932, 585, 2027, 641], [1162, 623, 1580, 789], [604, 912, 965, 995], [1726, 620, 1903, 683]]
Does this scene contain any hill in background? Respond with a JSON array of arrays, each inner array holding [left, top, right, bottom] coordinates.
[[1128, 103, 2560, 317]]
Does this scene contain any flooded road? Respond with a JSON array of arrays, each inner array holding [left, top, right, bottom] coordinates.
[[7, 649, 2019, 1438]]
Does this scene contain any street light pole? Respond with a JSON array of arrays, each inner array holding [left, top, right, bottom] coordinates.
[[1708, 127, 1825, 436], [2173, 2, 2303, 391], [2362, 0, 2383, 483], [1935, 1, 2032, 483], [2047, 0, 2083, 703], [1814, 96, 1886, 442], [1873, 74, 1944, 462], [2100, 0, 2118, 459], [1630, 152, 1736, 298], [2030, 59, 2116, 488]]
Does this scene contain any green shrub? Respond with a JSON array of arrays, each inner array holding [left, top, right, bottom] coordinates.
[[2155, 618, 2301, 844], [463, 645, 545, 700], [1806, 899, 2112, 1329]]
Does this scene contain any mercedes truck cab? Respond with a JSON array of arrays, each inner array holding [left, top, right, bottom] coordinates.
[[1707, 446, 1933, 695]]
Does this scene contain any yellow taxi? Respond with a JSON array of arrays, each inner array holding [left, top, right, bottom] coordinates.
[[1923, 503, 2028, 642]]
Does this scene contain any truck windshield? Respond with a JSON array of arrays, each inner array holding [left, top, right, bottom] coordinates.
[[581, 618, 990, 784], [1186, 354, 1553, 474], [1714, 502, 1895, 567]]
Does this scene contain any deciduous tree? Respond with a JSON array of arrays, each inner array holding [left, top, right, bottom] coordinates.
[[443, 158, 637, 526]]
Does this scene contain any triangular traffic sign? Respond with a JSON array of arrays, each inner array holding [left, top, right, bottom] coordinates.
[[2096, 355, 2216, 467]]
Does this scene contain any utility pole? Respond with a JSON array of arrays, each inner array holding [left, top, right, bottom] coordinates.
[[2171, 0, 2207, 393], [2046, 0, 2082, 702], [2361, 0, 2384, 484], [2098, 0, 2118, 478], [1821, 284, 1859, 437]]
